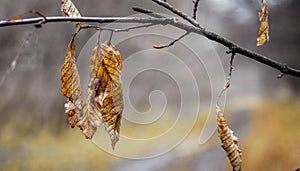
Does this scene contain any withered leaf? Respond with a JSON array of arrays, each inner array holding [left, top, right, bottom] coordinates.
[[216, 105, 242, 171], [78, 45, 102, 139], [79, 77, 102, 139], [61, 36, 83, 127], [256, 0, 269, 46], [78, 42, 123, 149], [61, 0, 81, 17]]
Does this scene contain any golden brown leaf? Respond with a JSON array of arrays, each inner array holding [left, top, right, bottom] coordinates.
[[216, 105, 242, 171], [257, 0, 269, 46], [61, 0, 81, 17], [61, 36, 83, 127], [78, 77, 102, 139], [97, 42, 123, 149], [78, 42, 123, 149]]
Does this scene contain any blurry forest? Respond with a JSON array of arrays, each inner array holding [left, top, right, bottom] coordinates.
[[0, 0, 299, 171]]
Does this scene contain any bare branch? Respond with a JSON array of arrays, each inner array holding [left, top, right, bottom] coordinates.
[[152, 0, 300, 78], [132, 7, 165, 18], [216, 49, 237, 105], [0, 16, 169, 27], [226, 48, 237, 80], [192, 0, 201, 20], [0, 16, 300, 78], [152, 0, 203, 28], [153, 32, 189, 49], [115, 23, 156, 32]]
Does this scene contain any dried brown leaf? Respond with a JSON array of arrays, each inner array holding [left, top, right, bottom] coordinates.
[[78, 42, 123, 149], [97, 42, 123, 149], [257, 0, 269, 46], [61, 0, 81, 17], [79, 77, 102, 139], [216, 105, 242, 171], [61, 36, 83, 127], [78, 45, 102, 139]]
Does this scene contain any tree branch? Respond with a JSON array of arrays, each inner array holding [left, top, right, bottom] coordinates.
[[0, 16, 170, 27], [0, 16, 299, 78], [151, 0, 300, 78], [152, 0, 203, 28], [132, 7, 165, 18]]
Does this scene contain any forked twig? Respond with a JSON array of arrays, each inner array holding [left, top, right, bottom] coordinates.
[[152, 0, 203, 28]]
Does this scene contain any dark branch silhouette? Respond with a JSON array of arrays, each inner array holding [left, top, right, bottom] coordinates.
[[0, 6, 299, 78], [192, 0, 201, 19]]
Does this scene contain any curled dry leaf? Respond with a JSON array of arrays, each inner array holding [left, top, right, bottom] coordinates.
[[61, 36, 83, 127], [79, 77, 103, 139], [216, 105, 242, 171], [78, 42, 123, 149], [61, 0, 81, 17], [257, 0, 269, 46]]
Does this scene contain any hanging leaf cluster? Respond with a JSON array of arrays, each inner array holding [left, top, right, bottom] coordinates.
[[61, 36, 123, 149], [59, 0, 123, 149]]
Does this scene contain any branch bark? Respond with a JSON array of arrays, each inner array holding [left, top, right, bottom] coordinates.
[[0, 16, 300, 78], [192, 0, 201, 20]]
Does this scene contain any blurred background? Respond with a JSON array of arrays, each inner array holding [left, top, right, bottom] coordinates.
[[0, 0, 299, 171]]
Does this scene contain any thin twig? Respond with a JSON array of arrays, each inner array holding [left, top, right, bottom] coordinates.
[[132, 7, 165, 18], [226, 48, 237, 79], [153, 31, 189, 49], [217, 50, 236, 106], [0, 28, 36, 88], [115, 23, 156, 32], [192, 0, 201, 20], [0, 16, 300, 78], [107, 31, 113, 45], [80, 23, 155, 32]]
